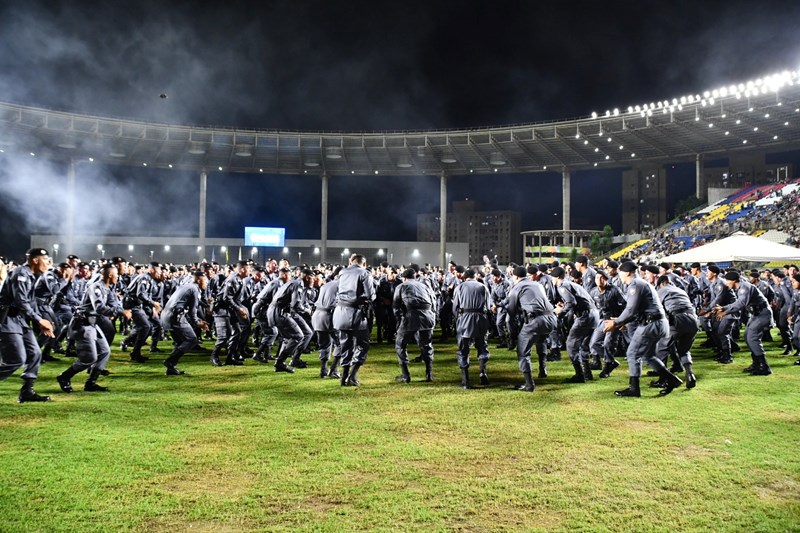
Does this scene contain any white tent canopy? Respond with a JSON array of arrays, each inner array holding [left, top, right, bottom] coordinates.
[[660, 232, 800, 263]]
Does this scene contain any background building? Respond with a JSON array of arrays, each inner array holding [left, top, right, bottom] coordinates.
[[417, 200, 521, 265]]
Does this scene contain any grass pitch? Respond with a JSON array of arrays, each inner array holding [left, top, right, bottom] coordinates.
[[0, 331, 798, 532]]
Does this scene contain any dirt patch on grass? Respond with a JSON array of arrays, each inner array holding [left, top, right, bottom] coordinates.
[[158, 468, 256, 499], [448, 504, 564, 532], [670, 444, 719, 458], [137, 517, 260, 532], [754, 478, 800, 502]]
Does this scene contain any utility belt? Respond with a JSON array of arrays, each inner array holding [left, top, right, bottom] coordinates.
[[72, 313, 97, 326], [337, 301, 360, 308], [667, 310, 694, 325], [406, 304, 432, 311], [749, 304, 768, 315], [574, 308, 590, 318], [523, 310, 543, 323], [639, 313, 664, 324], [459, 308, 483, 313]]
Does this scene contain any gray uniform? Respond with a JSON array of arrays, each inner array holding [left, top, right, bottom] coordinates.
[[268, 278, 308, 365], [589, 283, 626, 364], [558, 279, 600, 364], [252, 278, 282, 359], [507, 279, 556, 374], [160, 282, 203, 363], [121, 273, 158, 356], [722, 280, 772, 364], [312, 280, 340, 364], [656, 283, 698, 368], [0, 264, 45, 382], [452, 279, 491, 369], [333, 264, 375, 368], [613, 277, 669, 378], [67, 279, 123, 372], [393, 278, 437, 365]]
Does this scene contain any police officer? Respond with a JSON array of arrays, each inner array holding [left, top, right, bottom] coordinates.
[[713, 270, 773, 376], [333, 254, 376, 387], [655, 275, 698, 389], [211, 261, 251, 366], [589, 270, 626, 378], [506, 266, 557, 392], [160, 270, 210, 375], [488, 269, 512, 349], [252, 267, 288, 363], [312, 267, 342, 378], [56, 263, 131, 392], [0, 248, 54, 402], [120, 262, 162, 363], [268, 268, 313, 373], [603, 261, 683, 397], [452, 268, 491, 389], [393, 268, 437, 383], [554, 266, 599, 383]]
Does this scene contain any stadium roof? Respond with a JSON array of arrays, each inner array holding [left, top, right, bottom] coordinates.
[[2, 71, 800, 175]]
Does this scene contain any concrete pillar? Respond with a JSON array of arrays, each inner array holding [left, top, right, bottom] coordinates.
[[562, 168, 571, 238], [696, 153, 705, 200], [66, 159, 76, 254], [321, 174, 329, 263], [199, 170, 207, 261], [440, 173, 447, 268]]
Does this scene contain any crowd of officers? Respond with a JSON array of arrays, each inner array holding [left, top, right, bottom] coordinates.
[[0, 247, 796, 403]]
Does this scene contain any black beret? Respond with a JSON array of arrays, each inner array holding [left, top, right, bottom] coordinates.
[[455, 265, 466, 274], [380, 261, 389, 268], [112, 256, 125, 263], [402, 268, 416, 279], [575, 255, 588, 264], [618, 261, 637, 273], [26, 248, 49, 258], [169, 266, 178, 273], [57, 262, 70, 270], [236, 260, 249, 267], [253, 265, 265, 272], [192, 269, 205, 277], [783, 264, 791, 269], [724, 271, 741, 281], [690, 262, 702, 269], [491, 269, 503, 277], [279, 266, 291, 273], [526, 265, 538, 275], [551, 260, 560, 268], [149, 261, 160, 267], [67, 254, 80, 260], [793, 274, 800, 283], [513, 266, 527, 278], [302, 268, 314, 276], [606, 260, 619, 269], [409, 263, 420, 272], [774, 271, 786, 279], [551, 266, 565, 278], [656, 275, 671, 286], [659, 262, 671, 270], [748, 270, 760, 278], [101, 262, 116, 272], [644, 265, 660, 275], [707, 265, 721, 274], [462, 268, 475, 279], [569, 269, 582, 280], [596, 269, 609, 280], [538, 264, 549, 273]]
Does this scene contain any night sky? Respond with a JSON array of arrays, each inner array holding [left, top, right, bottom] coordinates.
[[2, 0, 800, 257]]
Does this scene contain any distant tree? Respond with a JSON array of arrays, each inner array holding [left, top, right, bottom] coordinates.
[[589, 225, 614, 257], [673, 195, 705, 219]]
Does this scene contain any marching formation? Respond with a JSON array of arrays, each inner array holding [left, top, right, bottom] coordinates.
[[0, 247, 795, 403]]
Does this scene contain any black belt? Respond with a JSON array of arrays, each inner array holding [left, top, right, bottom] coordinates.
[[460, 308, 483, 312], [337, 302, 360, 308], [749, 305, 767, 315], [641, 313, 664, 324]]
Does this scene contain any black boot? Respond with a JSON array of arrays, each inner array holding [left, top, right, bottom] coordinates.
[[683, 362, 697, 389], [424, 359, 434, 382], [590, 353, 602, 371], [18, 378, 50, 403], [599, 359, 619, 378], [209, 349, 223, 367], [320, 358, 329, 378], [41, 345, 60, 362], [743, 354, 757, 373], [657, 367, 683, 396], [130, 346, 149, 363], [224, 354, 243, 366], [290, 356, 308, 369], [346, 363, 362, 386], [327, 356, 341, 379], [516, 371, 535, 392], [582, 360, 594, 381], [749, 356, 773, 376], [56, 365, 80, 393], [537, 354, 548, 379], [163, 352, 186, 375], [274, 357, 295, 373], [782, 345, 792, 356], [395, 363, 411, 383], [614, 376, 641, 397], [479, 359, 489, 385], [340, 365, 351, 386], [564, 361, 586, 383], [460, 367, 470, 389], [84, 370, 109, 392]]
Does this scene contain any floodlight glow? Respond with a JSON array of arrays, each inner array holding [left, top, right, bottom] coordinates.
[[743, 140, 748, 144]]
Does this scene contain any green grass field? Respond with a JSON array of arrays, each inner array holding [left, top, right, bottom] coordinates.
[[1, 331, 798, 532]]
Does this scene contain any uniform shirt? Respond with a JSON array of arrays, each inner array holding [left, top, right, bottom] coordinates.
[[657, 283, 695, 316], [557, 279, 596, 317], [76, 279, 123, 319], [393, 278, 437, 332], [311, 280, 339, 331], [217, 273, 248, 315], [722, 280, 770, 316], [507, 279, 554, 318], [452, 279, 490, 315], [590, 283, 626, 319], [613, 277, 666, 328], [333, 264, 375, 331], [488, 277, 511, 309], [0, 264, 44, 333], [581, 266, 597, 292], [127, 273, 159, 309], [33, 270, 64, 308], [253, 278, 284, 318], [537, 273, 557, 304], [161, 282, 203, 329]]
